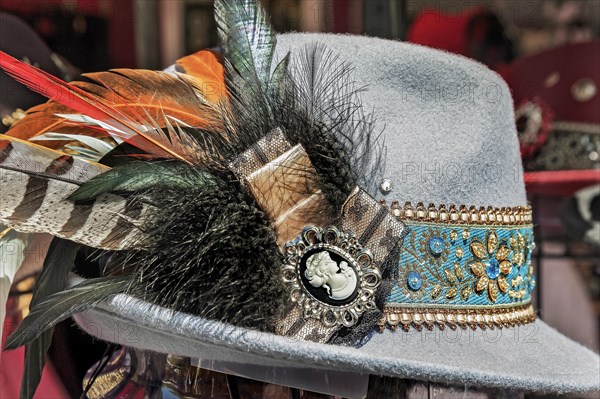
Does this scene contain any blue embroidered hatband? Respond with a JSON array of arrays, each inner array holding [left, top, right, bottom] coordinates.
[[380, 202, 536, 331]]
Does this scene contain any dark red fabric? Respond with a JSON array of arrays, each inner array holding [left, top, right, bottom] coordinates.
[[1, 312, 69, 399], [333, 0, 349, 33], [525, 170, 600, 196], [499, 40, 600, 125], [407, 8, 484, 56]]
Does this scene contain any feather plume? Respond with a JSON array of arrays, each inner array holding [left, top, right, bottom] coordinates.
[[0, 51, 217, 163], [19, 239, 79, 399], [215, 0, 275, 94], [117, 175, 288, 332], [1, 0, 385, 377], [0, 136, 155, 250], [6, 276, 129, 349], [175, 49, 227, 102], [69, 161, 217, 202], [118, 0, 383, 323]]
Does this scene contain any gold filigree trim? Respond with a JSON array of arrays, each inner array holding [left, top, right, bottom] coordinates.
[[380, 304, 535, 331], [378, 202, 533, 226]]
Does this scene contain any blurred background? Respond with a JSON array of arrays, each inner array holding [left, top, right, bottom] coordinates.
[[0, 0, 598, 71], [0, 1, 598, 398]]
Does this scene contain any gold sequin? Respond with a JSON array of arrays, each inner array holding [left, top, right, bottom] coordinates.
[[471, 261, 485, 277], [488, 280, 499, 302], [470, 240, 487, 259], [486, 230, 498, 254], [450, 230, 458, 242], [476, 276, 489, 292], [497, 275, 509, 293]]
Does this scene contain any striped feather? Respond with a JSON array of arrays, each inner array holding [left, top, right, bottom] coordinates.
[[0, 136, 154, 250]]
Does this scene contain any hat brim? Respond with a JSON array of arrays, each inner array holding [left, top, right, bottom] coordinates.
[[72, 285, 600, 395], [525, 170, 600, 196]]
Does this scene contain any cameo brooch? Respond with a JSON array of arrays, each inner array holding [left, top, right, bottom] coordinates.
[[282, 225, 381, 328]]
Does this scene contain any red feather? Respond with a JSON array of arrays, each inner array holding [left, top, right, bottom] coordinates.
[[0, 51, 189, 162]]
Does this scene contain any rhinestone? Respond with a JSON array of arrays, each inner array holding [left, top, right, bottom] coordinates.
[[449, 230, 458, 242], [462, 229, 470, 240], [428, 236, 445, 256], [456, 247, 464, 259], [485, 259, 500, 279], [407, 271, 423, 291], [379, 179, 392, 194]]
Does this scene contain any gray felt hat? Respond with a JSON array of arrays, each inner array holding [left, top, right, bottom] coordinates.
[[71, 33, 600, 395]]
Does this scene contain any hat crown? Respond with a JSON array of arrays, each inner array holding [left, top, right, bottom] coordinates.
[[276, 33, 526, 207]]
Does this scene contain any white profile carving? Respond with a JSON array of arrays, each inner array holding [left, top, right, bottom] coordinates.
[[304, 251, 358, 301]]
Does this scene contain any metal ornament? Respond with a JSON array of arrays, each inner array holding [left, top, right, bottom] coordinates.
[[282, 226, 381, 329]]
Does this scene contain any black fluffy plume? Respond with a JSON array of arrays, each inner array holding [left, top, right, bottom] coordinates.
[[114, 173, 288, 332]]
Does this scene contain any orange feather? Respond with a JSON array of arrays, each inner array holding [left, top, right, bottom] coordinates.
[[176, 50, 227, 102], [6, 71, 228, 161]]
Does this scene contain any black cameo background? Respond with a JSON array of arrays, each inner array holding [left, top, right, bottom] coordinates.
[[298, 248, 360, 306]]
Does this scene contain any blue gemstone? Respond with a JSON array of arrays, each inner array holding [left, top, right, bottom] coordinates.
[[407, 271, 423, 291], [428, 236, 444, 256], [486, 259, 500, 279]]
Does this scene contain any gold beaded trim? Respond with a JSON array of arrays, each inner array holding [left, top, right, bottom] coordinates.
[[378, 201, 533, 226], [380, 304, 535, 331]]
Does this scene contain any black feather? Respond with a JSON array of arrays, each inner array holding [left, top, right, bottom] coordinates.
[[114, 173, 288, 332], [6, 276, 129, 349], [69, 160, 217, 201], [19, 239, 79, 399]]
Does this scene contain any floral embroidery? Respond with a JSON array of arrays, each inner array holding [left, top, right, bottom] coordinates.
[[468, 231, 512, 302], [399, 227, 472, 303], [390, 223, 534, 307], [510, 264, 535, 299]]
